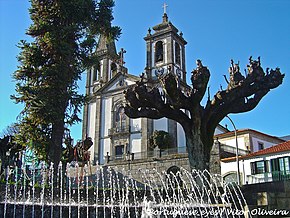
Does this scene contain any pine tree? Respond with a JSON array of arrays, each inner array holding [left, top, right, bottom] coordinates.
[[12, 0, 120, 165]]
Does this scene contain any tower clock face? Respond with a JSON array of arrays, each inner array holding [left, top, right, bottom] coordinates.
[[155, 67, 165, 77]]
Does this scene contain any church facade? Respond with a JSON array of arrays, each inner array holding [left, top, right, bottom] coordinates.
[[82, 12, 225, 165]]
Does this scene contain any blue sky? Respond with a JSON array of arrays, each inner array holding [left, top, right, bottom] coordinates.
[[1, 0, 290, 141]]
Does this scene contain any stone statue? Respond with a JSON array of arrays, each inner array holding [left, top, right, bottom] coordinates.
[[224, 59, 245, 90]]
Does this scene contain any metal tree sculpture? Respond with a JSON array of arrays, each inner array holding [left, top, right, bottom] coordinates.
[[124, 58, 284, 170]]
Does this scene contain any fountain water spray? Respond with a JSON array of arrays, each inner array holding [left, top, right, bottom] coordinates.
[[0, 163, 251, 217]]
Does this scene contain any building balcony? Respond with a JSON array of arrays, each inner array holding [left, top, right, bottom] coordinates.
[[105, 146, 188, 164], [108, 126, 130, 136], [246, 170, 290, 184]]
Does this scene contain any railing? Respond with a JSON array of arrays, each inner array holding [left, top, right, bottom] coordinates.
[[246, 170, 290, 184], [271, 170, 290, 181], [220, 143, 249, 156], [106, 146, 188, 163]]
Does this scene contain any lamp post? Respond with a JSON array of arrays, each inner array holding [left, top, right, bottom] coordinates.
[[126, 151, 134, 170], [225, 115, 241, 186]]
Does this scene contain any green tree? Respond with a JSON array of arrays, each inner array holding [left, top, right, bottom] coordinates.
[[149, 130, 174, 150], [12, 0, 120, 165], [0, 123, 19, 138]]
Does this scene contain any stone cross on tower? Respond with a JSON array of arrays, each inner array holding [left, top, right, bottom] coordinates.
[[162, 3, 168, 14], [118, 48, 126, 67]]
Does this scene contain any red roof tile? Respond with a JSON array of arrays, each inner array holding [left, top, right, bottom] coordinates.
[[221, 140, 290, 162]]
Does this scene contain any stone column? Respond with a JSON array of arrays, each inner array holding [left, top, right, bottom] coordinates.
[[209, 139, 221, 175], [181, 46, 186, 83], [141, 118, 153, 157], [94, 96, 102, 164]]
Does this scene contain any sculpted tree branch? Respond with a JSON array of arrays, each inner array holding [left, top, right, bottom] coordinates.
[[124, 79, 191, 127], [205, 58, 284, 137], [124, 57, 284, 170]]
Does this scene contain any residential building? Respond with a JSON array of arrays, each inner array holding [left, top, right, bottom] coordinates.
[[221, 140, 290, 185], [216, 128, 284, 159]]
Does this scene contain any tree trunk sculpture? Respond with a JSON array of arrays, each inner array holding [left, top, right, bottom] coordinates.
[[124, 58, 284, 170]]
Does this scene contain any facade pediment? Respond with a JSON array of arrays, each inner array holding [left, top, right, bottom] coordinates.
[[95, 73, 139, 94]]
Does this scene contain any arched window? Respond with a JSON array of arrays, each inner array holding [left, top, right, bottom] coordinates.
[[111, 62, 117, 78], [223, 172, 238, 184], [175, 42, 181, 65], [115, 106, 127, 132], [155, 41, 164, 63], [93, 64, 100, 81]]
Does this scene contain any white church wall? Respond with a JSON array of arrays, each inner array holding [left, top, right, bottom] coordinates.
[[151, 43, 155, 67], [100, 138, 111, 165], [130, 133, 142, 154], [164, 38, 168, 64], [87, 103, 96, 139], [153, 118, 168, 132], [99, 139, 104, 164], [101, 97, 112, 137], [130, 118, 141, 132], [87, 102, 96, 158]]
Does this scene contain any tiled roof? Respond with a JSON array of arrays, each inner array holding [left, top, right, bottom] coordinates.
[[215, 128, 284, 143], [221, 140, 290, 162]]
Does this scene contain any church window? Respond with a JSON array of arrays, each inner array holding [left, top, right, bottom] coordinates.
[[110, 62, 117, 78], [175, 42, 181, 65], [115, 145, 124, 158], [93, 65, 100, 81], [155, 41, 164, 63], [115, 106, 127, 132]]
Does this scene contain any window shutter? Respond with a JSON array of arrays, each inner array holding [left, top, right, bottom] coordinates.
[[270, 158, 279, 172], [264, 160, 269, 172], [250, 162, 256, 175]]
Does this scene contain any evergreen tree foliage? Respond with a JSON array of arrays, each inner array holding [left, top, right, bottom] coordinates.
[[11, 0, 120, 164]]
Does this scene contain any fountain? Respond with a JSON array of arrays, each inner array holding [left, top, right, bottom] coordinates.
[[0, 163, 251, 217]]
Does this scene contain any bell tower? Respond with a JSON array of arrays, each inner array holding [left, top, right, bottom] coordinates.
[[86, 34, 128, 95], [144, 6, 187, 82]]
